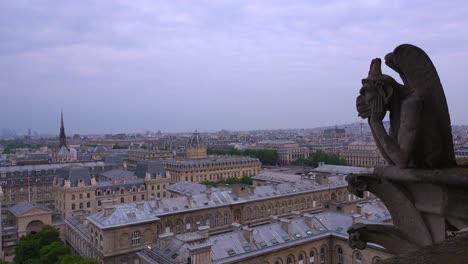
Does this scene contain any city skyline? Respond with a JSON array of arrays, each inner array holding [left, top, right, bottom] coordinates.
[[1, 1, 468, 134]]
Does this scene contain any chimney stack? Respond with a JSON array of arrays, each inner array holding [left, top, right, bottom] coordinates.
[[352, 214, 361, 224]]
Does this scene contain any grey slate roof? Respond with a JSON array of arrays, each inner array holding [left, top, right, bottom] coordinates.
[[0, 161, 106, 173], [9, 200, 51, 217], [313, 164, 373, 175], [87, 176, 348, 229], [57, 166, 92, 187], [166, 181, 210, 195], [135, 160, 167, 179], [139, 211, 388, 264], [99, 169, 135, 181]]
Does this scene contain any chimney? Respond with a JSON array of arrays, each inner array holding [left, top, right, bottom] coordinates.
[[206, 189, 212, 199], [231, 222, 242, 231], [185, 193, 193, 207], [231, 184, 249, 198], [91, 177, 97, 186], [242, 226, 255, 244], [280, 218, 292, 235], [136, 202, 145, 211], [145, 172, 151, 181], [198, 225, 210, 238], [104, 207, 115, 217], [158, 232, 174, 249], [352, 214, 361, 224], [249, 185, 256, 194], [304, 213, 315, 227], [316, 174, 328, 185], [365, 212, 373, 220], [291, 211, 301, 218], [155, 197, 161, 208], [272, 182, 279, 190], [269, 215, 279, 223], [356, 204, 363, 215]]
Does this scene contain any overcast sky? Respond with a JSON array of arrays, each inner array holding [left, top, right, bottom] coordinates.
[[1, 0, 467, 134]]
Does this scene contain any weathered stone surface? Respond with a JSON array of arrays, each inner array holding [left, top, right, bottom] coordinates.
[[347, 44, 467, 259], [356, 44, 456, 169], [380, 234, 468, 264]]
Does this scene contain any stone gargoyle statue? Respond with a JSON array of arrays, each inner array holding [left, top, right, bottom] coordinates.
[[346, 44, 468, 256]]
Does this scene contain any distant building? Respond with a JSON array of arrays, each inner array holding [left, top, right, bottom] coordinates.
[[339, 141, 387, 168], [125, 149, 175, 171], [64, 174, 366, 263], [323, 127, 347, 139], [185, 130, 208, 159], [255, 140, 309, 165], [54, 111, 74, 163]]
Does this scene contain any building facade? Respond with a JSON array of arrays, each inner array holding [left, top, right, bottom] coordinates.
[[255, 140, 309, 165], [64, 174, 370, 263], [339, 141, 387, 168]]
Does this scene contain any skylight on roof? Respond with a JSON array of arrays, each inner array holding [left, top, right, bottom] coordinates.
[[227, 249, 236, 255], [306, 230, 313, 235], [259, 241, 268, 248], [295, 233, 302, 238], [271, 238, 279, 245], [242, 245, 252, 252]]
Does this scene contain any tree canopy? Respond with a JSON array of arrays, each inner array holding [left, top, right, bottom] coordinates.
[[293, 150, 347, 167], [201, 175, 253, 187], [14, 225, 99, 264], [207, 148, 278, 165]]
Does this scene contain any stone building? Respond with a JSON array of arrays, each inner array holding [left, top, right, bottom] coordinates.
[[185, 131, 208, 159], [125, 149, 175, 171], [137, 211, 392, 264], [64, 174, 366, 263], [53, 160, 171, 219], [163, 156, 261, 183], [255, 140, 309, 165], [0, 161, 111, 208], [339, 141, 387, 168], [54, 111, 74, 163]]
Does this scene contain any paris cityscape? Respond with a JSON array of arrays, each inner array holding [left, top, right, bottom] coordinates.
[[1, 1, 468, 264]]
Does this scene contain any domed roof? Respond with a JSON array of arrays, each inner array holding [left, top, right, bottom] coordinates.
[[93, 145, 108, 153], [187, 130, 205, 146]]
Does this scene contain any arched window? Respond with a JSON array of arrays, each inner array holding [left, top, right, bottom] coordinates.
[[132, 231, 141, 246], [337, 247, 344, 264], [320, 247, 326, 264], [372, 257, 382, 264], [215, 213, 220, 226], [298, 253, 304, 264], [286, 256, 293, 264], [309, 251, 315, 264], [355, 252, 362, 264], [224, 212, 229, 225]]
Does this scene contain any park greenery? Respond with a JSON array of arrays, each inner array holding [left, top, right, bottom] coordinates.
[[201, 175, 253, 187], [0, 139, 36, 154], [293, 150, 347, 167], [14, 225, 99, 264], [207, 148, 278, 165]]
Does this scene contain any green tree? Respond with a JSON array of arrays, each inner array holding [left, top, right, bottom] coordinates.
[[14, 235, 41, 264], [39, 241, 70, 264], [207, 148, 278, 165], [293, 150, 347, 167], [57, 255, 99, 264]]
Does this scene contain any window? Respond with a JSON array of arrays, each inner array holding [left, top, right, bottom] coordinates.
[[338, 247, 344, 264], [79, 194, 83, 199], [87, 193, 90, 198], [72, 203, 76, 210], [141, 194, 145, 200], [215, 214, 220, 226], [72, 194, 75, 200], [120, 189, 124, 194], [133, 196, 136, 201], [98, 200, 101, 206], [224, 212, 229, 225], [121, 197, 124, 203], [355, 252, 362, 264], [298, 254, 304, 264], [151, 186, 154, 191], [320, 247, 326, 264], [79, 202, 83, 209], [131, 231, 141, 246], [87, 202, 90, 208], [286, 256, 293, 264]]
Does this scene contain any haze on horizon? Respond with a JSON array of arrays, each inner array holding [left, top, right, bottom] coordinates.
[[1, 0, 467, 135]]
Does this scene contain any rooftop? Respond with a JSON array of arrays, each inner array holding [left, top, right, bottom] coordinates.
[[313, 163, 373, 175]]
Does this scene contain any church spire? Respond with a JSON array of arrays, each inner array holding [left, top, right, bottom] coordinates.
[[59, 110, 67, 147]]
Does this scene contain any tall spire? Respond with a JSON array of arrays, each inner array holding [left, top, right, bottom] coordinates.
[[59, 110, 67, 147]]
